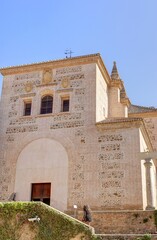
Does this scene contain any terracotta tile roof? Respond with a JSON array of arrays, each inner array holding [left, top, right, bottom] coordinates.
[[129, 104, 157, 114]]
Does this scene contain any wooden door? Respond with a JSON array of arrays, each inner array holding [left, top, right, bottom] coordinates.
[[31, 183, 51, 205]]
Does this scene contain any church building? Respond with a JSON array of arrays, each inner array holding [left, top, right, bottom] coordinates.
[[0, 53, 157, 212]]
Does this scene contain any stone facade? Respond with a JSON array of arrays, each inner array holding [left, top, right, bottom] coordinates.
[[0, 53, 157, 212]]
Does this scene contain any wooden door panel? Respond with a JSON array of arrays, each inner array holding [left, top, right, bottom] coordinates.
[[31, 183, 51, 199], [32, 183, 42, 198], [43, 183, 51, 198]]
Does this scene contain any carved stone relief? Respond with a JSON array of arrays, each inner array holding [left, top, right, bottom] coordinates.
[[56, 66, 82, 75], [101, 143, 121, 151], [53, 113, 82, 122], [61, 78, 69, 88], [75, 88, 85, 95], [69, 154, 85, 205], [12, 79, 40, 94], [99, 152, 124, 161], [10, 96, 19, 103], [50, 113, 84, 129], [9, 118, 36, 125], [98, 134, 123, 142], [7, 135, 15, 142], [15, 72, 40, 80], [98, 133, 125, 207], [50, 121, 84, 129], [42, 70, 53, 84], [74, 95, 84, 112], [25, 82, 33, 92], [6, 125, 38, 134]]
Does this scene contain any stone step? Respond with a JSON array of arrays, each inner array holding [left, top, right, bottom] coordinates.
[[95, 234, 157, 240]]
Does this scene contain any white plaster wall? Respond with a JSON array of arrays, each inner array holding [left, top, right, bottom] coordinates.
[[96, 65, 108, 122], [139, 130, 157, 209], [151, 162, 157, 208], [14, 138, 68, 211], [139, 130, 147, 209]]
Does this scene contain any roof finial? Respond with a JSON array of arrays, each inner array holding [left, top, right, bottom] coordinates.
[[64, 49, 73, 58], [111, 61, 120, 80]]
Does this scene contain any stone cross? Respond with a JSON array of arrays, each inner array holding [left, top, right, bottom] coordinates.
[[138, 151, 157, 210]]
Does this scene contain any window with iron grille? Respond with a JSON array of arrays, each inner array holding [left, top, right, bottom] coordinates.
[[24, 102, 32, 116], [62, 99, 69, 112], [40, 95, 53, 114]]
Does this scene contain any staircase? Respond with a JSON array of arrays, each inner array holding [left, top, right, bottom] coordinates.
[[95, 233, 157, 240], [71, 210, 157, 240]]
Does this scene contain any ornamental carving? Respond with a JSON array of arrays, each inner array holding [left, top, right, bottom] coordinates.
[[101, 162, 120, 170], [61, 78, 69, 88], [98, 134, 123, 142], [10, 96, 19, 103], [53, 113, 81, 122], [56, 66, 82, 75], [25, 82, 33, 92], [99, 170, 124, 179], [75, 88, 85, 95], [16, 72, 40, 80], [42, 70, 52, 84], [99, 152, 124, 161], [101, 143, 121, 151], [9, 118, 36, 125], [55, 73, 84, 82], [6, 125, 38, 134], [50, 121, 84, 129], [102, 180, 121, 188]]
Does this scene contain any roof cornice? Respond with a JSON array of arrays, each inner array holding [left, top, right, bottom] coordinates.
[[129, 112, 157, 118], [96, 117, 153, 151], [120, 97, 131, 107], [110, 79, 123, 89], [0, 53, 111, 83]]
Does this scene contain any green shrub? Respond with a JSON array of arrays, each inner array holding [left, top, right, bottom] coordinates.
[[137, 234, 151, 240], [0, 202, 100, 240]]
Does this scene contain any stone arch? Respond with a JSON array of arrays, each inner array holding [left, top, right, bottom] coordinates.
[[11, 130, 75, 165], [14, 138, 68, 211]]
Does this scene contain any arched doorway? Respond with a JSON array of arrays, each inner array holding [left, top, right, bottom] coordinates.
[[14, 138, 68, 211]]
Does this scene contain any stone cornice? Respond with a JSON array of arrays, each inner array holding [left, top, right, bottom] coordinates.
[[0, 54, 98, 75], [129, 112, 157, 118], [96, 55, 111, 84], [96, 117, 153, 151], [120, 97, 131, 107], [0, 54, 111, 84], [110, 79, 123, 89], [96, 117, 144, 129]]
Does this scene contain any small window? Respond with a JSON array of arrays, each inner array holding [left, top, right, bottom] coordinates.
[[24, 102, 32, 116], [41, 95, 53, 114], [62, 99, 69, 112]]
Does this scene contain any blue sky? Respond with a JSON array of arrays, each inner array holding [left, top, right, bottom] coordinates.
[[0, 0, 157, 107]]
